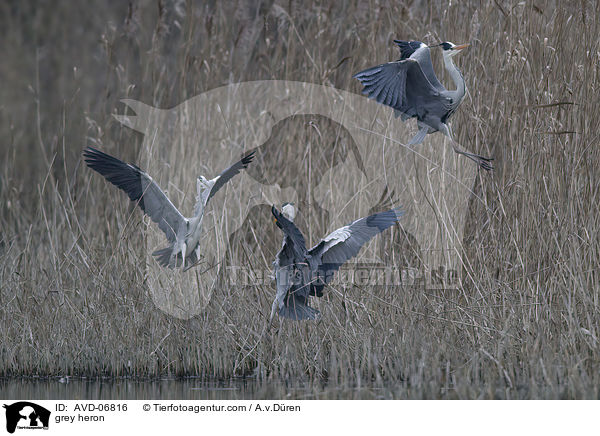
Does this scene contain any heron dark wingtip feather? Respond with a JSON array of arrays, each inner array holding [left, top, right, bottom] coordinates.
[[241, 150, 256, 166]]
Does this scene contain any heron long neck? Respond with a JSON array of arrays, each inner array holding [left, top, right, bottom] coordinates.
[[443, 54, 466, 101]]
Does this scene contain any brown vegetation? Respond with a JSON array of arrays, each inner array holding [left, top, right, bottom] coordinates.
[[1, 1, 599, 399]]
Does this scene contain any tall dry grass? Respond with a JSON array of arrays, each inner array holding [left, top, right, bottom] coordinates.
[[1, 0, 599, 399]]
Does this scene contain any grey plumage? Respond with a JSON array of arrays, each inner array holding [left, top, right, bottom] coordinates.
[[271, 204, 403, 321], [84, 146, 255, 269], [354, 40, 493, 170]]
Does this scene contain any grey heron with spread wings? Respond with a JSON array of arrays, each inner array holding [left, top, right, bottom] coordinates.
[[84, 146, 255, 270], [353, 40, 493, 170], [270, 203, 402, 321]]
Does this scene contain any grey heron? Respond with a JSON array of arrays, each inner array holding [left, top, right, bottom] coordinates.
[[83, 146, 255, 270], [270, 203, 403, 321], [353, 40, 493, 170]]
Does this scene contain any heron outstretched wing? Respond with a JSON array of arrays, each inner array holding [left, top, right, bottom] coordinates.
[[271, 207, 318, 321], [271, 205, 307, 259], [354, 59, 448, 118], [408, 44, 446, 92], [309, 208, 403, 280], [393, 39, 424, 60], [83, 147, 186, 243], [206, 150, 255, 202], [353, 61, 411, 108]]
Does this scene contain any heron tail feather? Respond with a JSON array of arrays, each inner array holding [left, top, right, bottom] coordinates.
[[408, 126, 429, 145], [152, 247, 174, 268]]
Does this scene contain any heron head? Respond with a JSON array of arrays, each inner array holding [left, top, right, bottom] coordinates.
[[439, 41, 469, 57], [281, 202, 296, 221], [271, 205, 283, 228], [197, 175, 210, 192]]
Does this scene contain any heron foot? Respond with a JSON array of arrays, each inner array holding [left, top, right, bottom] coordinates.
[[470, 154, 494, 171], [454, 148, 494, 171]]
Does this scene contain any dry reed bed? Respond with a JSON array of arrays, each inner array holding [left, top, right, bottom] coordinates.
[[1, 1, 599, 398]]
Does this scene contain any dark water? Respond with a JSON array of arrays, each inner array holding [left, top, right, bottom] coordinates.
[[0, 378, 564, 399], [0, 378, 394, 400]]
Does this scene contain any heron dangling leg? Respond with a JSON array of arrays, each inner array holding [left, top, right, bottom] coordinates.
[[182, 247, 204, 272], [181, 242, 187, 270], [450, 145, 494, 171], [439, 123, 494, 171]]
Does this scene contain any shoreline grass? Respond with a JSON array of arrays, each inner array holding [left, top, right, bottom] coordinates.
[[1, 1, 599, 399]]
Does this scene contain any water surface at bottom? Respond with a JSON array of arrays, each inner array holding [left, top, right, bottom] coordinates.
[[3, 377, 565, 399], [0, 378, 397, 400]]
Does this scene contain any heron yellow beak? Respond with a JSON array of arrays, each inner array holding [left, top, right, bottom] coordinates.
[[454, 43, 470, 50]]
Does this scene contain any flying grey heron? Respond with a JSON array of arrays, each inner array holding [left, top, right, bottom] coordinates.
[[270, 203, 403, 321], [83, 146, 255, 270], [353, 40, 493, 170]]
